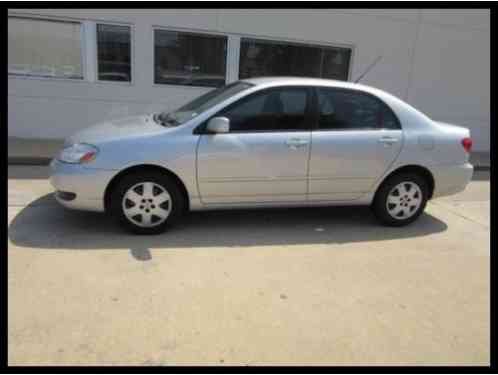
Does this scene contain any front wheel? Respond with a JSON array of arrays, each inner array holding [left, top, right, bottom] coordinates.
[[110, 172, 185, 234], [372, 173, 428, 226]]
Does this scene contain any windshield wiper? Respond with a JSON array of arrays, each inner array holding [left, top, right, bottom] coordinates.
[[156, 113, 180, 127], [153, 113, 165, 126], [154, 113, 174, 127]]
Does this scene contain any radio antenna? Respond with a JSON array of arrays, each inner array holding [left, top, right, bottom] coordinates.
[[354, 56, 382, 83]]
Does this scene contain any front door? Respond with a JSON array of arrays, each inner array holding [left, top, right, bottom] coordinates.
[[308, 87, 403, 201], [197, 86, 313, 204]]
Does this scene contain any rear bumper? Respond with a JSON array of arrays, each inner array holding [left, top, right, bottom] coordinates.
[[431, 162, 473, 199], [49, 159, 116, 212]]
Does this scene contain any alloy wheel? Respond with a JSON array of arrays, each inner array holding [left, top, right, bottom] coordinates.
[[121, 182, 172, 227], [385, 181, 423, 220]]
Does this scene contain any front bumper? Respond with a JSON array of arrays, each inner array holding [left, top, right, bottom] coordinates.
[[431, 162, 474, 198], [49, 159, 116, 212]]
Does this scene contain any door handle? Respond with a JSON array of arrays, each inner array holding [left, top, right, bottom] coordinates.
[[285, 138, 308, 149], [378, 136, 399, 146]]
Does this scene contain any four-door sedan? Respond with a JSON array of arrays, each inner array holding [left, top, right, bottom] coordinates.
[[50, 77, 474, 234]]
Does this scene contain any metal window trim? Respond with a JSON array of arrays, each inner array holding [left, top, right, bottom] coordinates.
[[151, 24, 230, 38], [226, 35, 240, 84], [83, 21, 96, 83], [7, 13, 136, 86], [7, 12, 82, 24]]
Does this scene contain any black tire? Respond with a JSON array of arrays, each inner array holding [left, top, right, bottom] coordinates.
[[372, 172, 429, 227], [109, 171, 185, 234]]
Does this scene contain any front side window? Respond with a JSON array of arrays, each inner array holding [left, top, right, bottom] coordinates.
[[97, 24, 131, 82], [316, 88, 400, 130], [8, 16, 83, 79], [239, 38, 351, 81], [154, 29, 227, 87], [219, 87, 310, 132]]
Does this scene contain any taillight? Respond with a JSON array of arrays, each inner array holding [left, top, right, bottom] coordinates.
[[461, 137, 472, 153]]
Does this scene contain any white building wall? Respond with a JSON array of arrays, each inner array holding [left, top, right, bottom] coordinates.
[[8, 8, 490, 151]]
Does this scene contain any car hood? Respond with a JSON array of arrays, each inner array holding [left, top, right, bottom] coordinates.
[[65, 114, 166, 146]]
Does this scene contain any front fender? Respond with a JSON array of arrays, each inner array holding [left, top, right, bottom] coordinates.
[[86, 133, 200, 204]]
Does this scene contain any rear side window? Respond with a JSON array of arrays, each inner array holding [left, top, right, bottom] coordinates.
[[219, 87, 310, 132], [316, 87, 400, 130]]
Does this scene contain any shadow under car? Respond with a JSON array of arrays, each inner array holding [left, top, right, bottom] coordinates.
[[8, 193, 448, 252]]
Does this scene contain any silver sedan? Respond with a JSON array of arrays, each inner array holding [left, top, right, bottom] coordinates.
[[50, 77, 473, 234]]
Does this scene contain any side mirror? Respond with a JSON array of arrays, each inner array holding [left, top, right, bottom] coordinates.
[[206, 117, 230, 134]]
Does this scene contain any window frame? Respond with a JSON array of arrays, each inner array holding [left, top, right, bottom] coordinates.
[[95, 21, 134, 85], [311, 86, 402, 132], [196, 85, 315, 134], [7, 13, 135, 86], [238, 36, 354, 82], [152, 26, 229, 89], [7, 14, 86, 82]]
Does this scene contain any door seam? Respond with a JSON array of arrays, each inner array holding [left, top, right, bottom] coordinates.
[[194, 134, 204, 204]]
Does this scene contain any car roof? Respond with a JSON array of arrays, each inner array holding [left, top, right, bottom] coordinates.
[[240, 76, 374, 92]]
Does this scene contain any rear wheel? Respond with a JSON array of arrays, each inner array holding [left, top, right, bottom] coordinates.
[[372, 173, 428, 226], [110, 172, 185, 234]]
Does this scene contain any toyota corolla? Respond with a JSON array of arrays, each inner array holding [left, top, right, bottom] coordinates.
[[50, 77, 473, 234]]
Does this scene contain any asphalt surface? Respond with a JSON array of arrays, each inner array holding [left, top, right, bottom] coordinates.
[[8, 166, 490, 366]]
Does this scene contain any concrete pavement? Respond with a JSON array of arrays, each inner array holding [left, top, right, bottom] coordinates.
[[8, 166, 490, 365]]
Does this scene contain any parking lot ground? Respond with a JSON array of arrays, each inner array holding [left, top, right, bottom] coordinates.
[[8, 166, 490, 366]]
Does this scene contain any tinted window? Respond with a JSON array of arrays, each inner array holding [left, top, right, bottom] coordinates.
[[154, 29, 227, 87], [219, 87, 310, 132], [158, 81, 253, 126], [239, 38, 351, 81], [316, 88, 400, 130], [97, 24, 131, 82]]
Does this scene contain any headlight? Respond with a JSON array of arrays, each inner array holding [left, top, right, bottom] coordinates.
[[58, 143, 99, 164]]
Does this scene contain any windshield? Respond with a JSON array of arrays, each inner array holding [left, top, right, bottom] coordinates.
[[155, 81, 253, 127]]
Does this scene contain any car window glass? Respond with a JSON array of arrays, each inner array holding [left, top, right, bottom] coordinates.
[[280, 90, 307, 114], [381, 107, 400, 130], [159, 81, 252, 126], [317, 88, 400, 130], [227, 93, 266, 117], [220, 87, 309, 132]]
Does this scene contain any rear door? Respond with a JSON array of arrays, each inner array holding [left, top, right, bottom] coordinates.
[[308, 87, 403, 201], [197, 86, 314, 204]]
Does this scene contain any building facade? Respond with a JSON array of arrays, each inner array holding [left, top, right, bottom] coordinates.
[[8, 8, 490, 151]]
